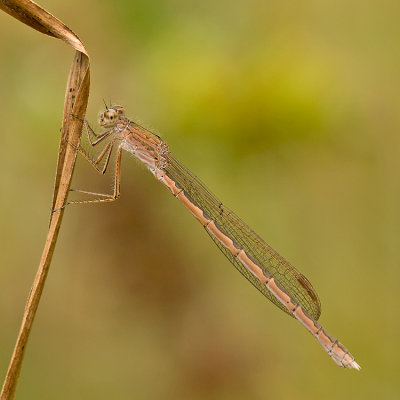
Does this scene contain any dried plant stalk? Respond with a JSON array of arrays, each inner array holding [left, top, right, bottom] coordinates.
[[0, 1, 90, 398]]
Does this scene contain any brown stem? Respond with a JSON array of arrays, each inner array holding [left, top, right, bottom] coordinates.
[[0, 1, 90, 398]]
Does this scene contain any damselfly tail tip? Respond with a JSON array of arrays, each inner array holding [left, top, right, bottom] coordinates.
[[343, 354, 361, 370], [350, 360, 361, 371], [329, 347, 361, 370], [340, 356, 361, 370]]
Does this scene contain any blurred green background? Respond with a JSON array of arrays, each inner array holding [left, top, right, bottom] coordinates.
[[1, 0, 399, 399]]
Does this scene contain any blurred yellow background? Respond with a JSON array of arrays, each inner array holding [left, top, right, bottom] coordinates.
[[1, 0, 399, 399]]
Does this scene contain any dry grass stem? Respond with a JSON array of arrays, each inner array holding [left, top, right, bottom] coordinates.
[[0, 1, 90, 398]]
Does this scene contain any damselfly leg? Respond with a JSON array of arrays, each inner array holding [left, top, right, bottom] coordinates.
[[63, 116, 122, 206]]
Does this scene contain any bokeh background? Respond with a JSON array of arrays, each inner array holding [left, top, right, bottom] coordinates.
[[1, 0, 399, 399]]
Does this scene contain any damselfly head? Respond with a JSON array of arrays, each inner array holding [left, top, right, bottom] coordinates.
[[99, 105, 125, 127]]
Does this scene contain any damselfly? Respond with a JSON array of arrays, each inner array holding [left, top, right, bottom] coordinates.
[[67, 105, 360, 370]]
